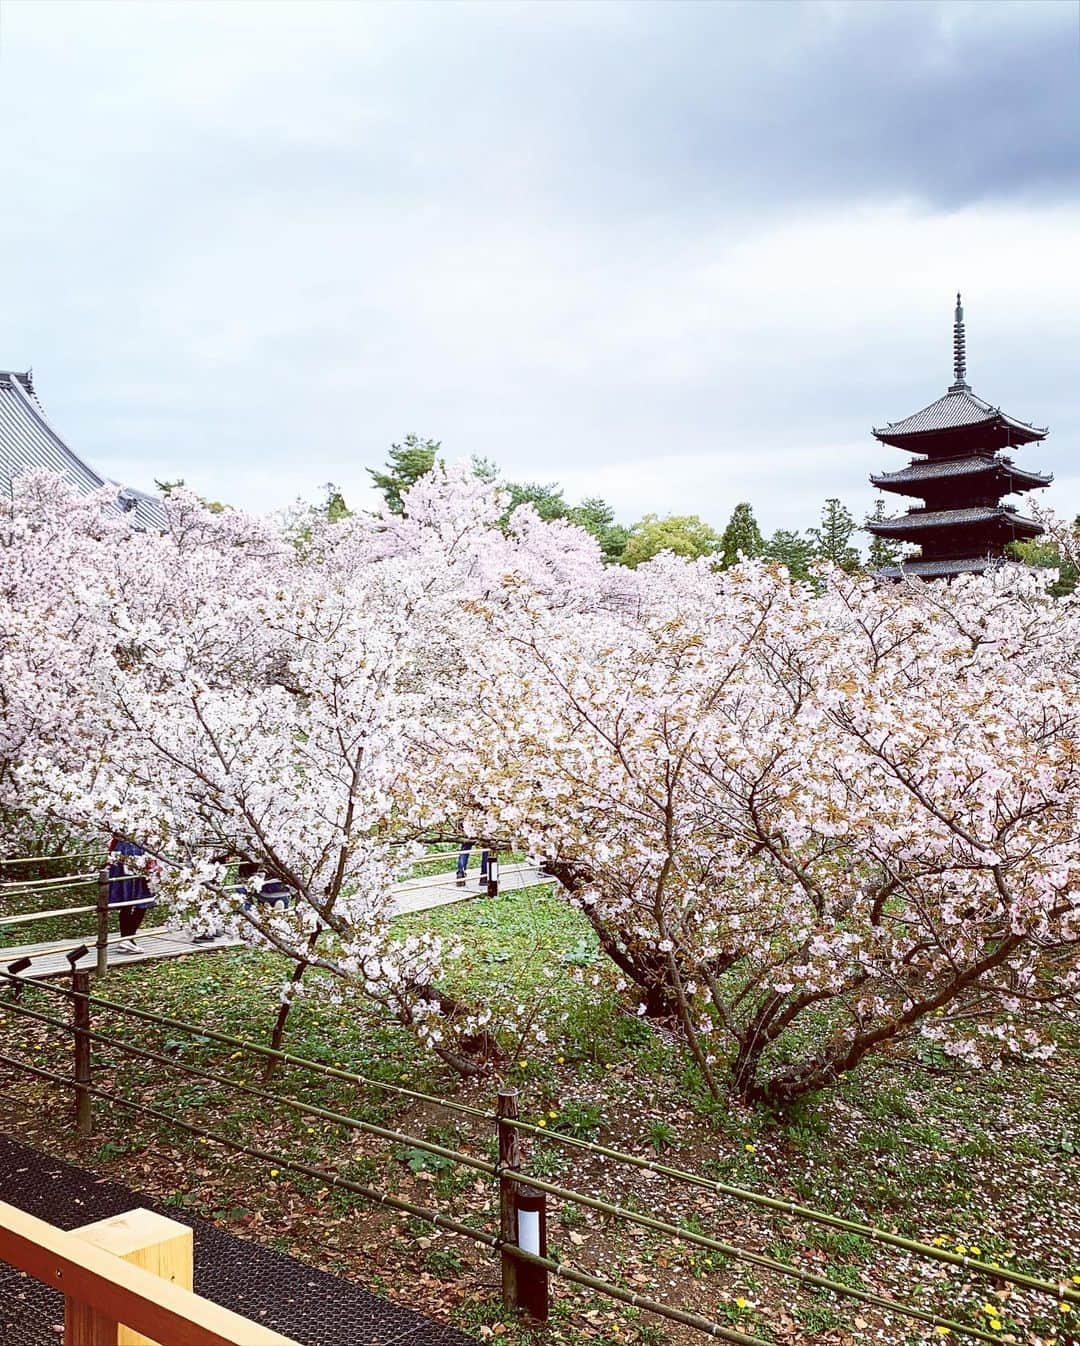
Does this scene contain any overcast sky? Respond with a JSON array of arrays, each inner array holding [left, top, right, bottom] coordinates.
[[1, 0, 1077, 536]]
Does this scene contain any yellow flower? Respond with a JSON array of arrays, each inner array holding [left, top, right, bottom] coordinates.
[[989, 1321, 1002, 1333], [548, 1110, 558, 1119], [970, 1245, 982, 1255], [931, 1235, 948, 1247], [536, 1118, 546, 1128], [1059, 1303, 1071, 1314], [518, 1059, 528, 1069], [1072, 1275, 1080, 1284], [270, 1168, 279, 1177], [734, 1297, 749, 1309], [955, 1245, 968, 1254], [934, 1328, 950, 1337], [744, 1144, 756, 1153], [982, 1304, 996, 1315]]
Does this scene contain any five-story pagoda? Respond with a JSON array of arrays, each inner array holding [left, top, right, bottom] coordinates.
[[867, 295, 1051, 579]]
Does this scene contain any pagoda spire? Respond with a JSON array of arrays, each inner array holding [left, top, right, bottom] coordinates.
[[950, 291, 968, 391]]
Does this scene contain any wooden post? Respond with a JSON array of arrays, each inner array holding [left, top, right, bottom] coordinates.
[[487, 854, 500, 898], [514, 1185, 549, 1322], [72, 969, 92, 1137], [65, 1207, 193, 1346], [496, 1087, 521, 1310], [96, 867, 110, 978]]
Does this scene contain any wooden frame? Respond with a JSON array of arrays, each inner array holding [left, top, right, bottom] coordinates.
[[0, 1200, 300, 1346]]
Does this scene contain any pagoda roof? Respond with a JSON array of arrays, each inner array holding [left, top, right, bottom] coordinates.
[[874, 556, 1009, 581], [867, 504, 1042, 541], [873, 386, 1047, 448], [871, 454, 1052, 495], [0, 370, 167, 530]]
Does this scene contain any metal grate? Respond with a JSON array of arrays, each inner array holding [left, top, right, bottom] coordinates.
[[0, 1134, 476, 1346]]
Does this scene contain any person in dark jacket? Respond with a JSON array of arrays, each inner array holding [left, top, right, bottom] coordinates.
[[107, 835, 157, 954], [236, 860, 293, 911]]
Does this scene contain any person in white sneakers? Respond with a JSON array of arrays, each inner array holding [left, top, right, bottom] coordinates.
[[107, 835, 158, 954]]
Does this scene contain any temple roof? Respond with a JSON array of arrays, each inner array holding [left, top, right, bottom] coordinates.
[[0, 370, 167, 530], [874, 555, 1008, 581], [873, 387, 1048, 448], [871, 454, 1052, 495], [867, 504, 1042, 540]]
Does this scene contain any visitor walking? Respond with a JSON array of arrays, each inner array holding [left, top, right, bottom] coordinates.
[[107, 835, 158, 954], [455, 842, 490, 888]]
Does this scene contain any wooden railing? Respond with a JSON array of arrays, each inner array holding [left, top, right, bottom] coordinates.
[[0, 1199, 300, 1346]]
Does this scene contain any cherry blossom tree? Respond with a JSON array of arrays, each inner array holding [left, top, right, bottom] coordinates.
[[5, 468, 1078, 1104], [4, 473, 504, 1071], [430, 555, 1080, 1103]]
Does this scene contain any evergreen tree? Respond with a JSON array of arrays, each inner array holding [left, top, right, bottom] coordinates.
[[566, 497, 630, 563], [866, 498, 902, 572], [809, 498, 861, 572], [718, 502, 765, 569], [765, 528, 815, 581], [367, 435, 442, 513], [504, 480, 568, 522]]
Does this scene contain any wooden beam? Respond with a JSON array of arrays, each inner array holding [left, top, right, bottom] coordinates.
[[66, 1207, 193, 1345], [0, 1200, 300, 1346]]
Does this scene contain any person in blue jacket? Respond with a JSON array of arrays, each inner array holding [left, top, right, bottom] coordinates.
[[107, 835, 157, 954]]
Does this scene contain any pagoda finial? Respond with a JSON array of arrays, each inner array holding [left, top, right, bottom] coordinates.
[[950, 291, 968, 391]]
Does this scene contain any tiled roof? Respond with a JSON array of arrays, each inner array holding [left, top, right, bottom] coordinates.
[[874, 556, 1005, 580], [873, 387, 1047, 441], [0, 371, 167, 530], [867, 505, 1039, 533], [871, 455, 1052, 490]]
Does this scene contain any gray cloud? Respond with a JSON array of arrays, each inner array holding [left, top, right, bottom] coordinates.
[[0, 0, 1076, 537]]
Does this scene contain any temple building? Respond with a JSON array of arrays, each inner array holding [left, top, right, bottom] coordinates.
[[0, 368, 166, 529], [866, 296, 1051, 580]]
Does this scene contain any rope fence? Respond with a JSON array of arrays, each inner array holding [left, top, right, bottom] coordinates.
[[0, 964, 1074, 1344]]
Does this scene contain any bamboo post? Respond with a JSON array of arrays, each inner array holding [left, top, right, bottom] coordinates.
[[496, 1087, 521, 1310], [65, 1207, 193, 1346], [96, 867, 110, 978], [72, 969, 92, 1137]]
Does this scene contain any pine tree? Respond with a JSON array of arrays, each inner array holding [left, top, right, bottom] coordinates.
[[718, 502, 765, 569], [809, 498, 861, 572], [867, 499, 902, 572], [765, 529, 815, 581], [367, 435, 442, 514]]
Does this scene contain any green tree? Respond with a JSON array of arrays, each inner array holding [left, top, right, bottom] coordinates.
[[322, 482, 351, 523], [566, 497, 630, 563], [368, 435, 442, 514], [504, 480, 568, 522], [808, 497, 861, 572], [1010, 522, 1079, 597], [620, 513, 723, 568], [765, 528, 815, 581], [718, 502, 765, 569], [866, 498, 903, 572]]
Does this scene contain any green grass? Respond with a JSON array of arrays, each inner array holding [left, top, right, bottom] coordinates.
[[0, 881, 1076, 1346]]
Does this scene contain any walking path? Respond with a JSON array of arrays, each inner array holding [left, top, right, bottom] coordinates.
[[0, 1133, 477, 1346], [0, 861, 547, 981]]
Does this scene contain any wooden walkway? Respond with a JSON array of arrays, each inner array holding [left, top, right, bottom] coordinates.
[[1, 861, 546, 980]]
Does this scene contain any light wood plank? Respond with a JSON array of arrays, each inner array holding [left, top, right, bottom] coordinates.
[[0, 1199, 300, 1346]]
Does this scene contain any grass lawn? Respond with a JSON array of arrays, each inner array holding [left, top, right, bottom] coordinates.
[[0, 883, 1075, 1346]]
